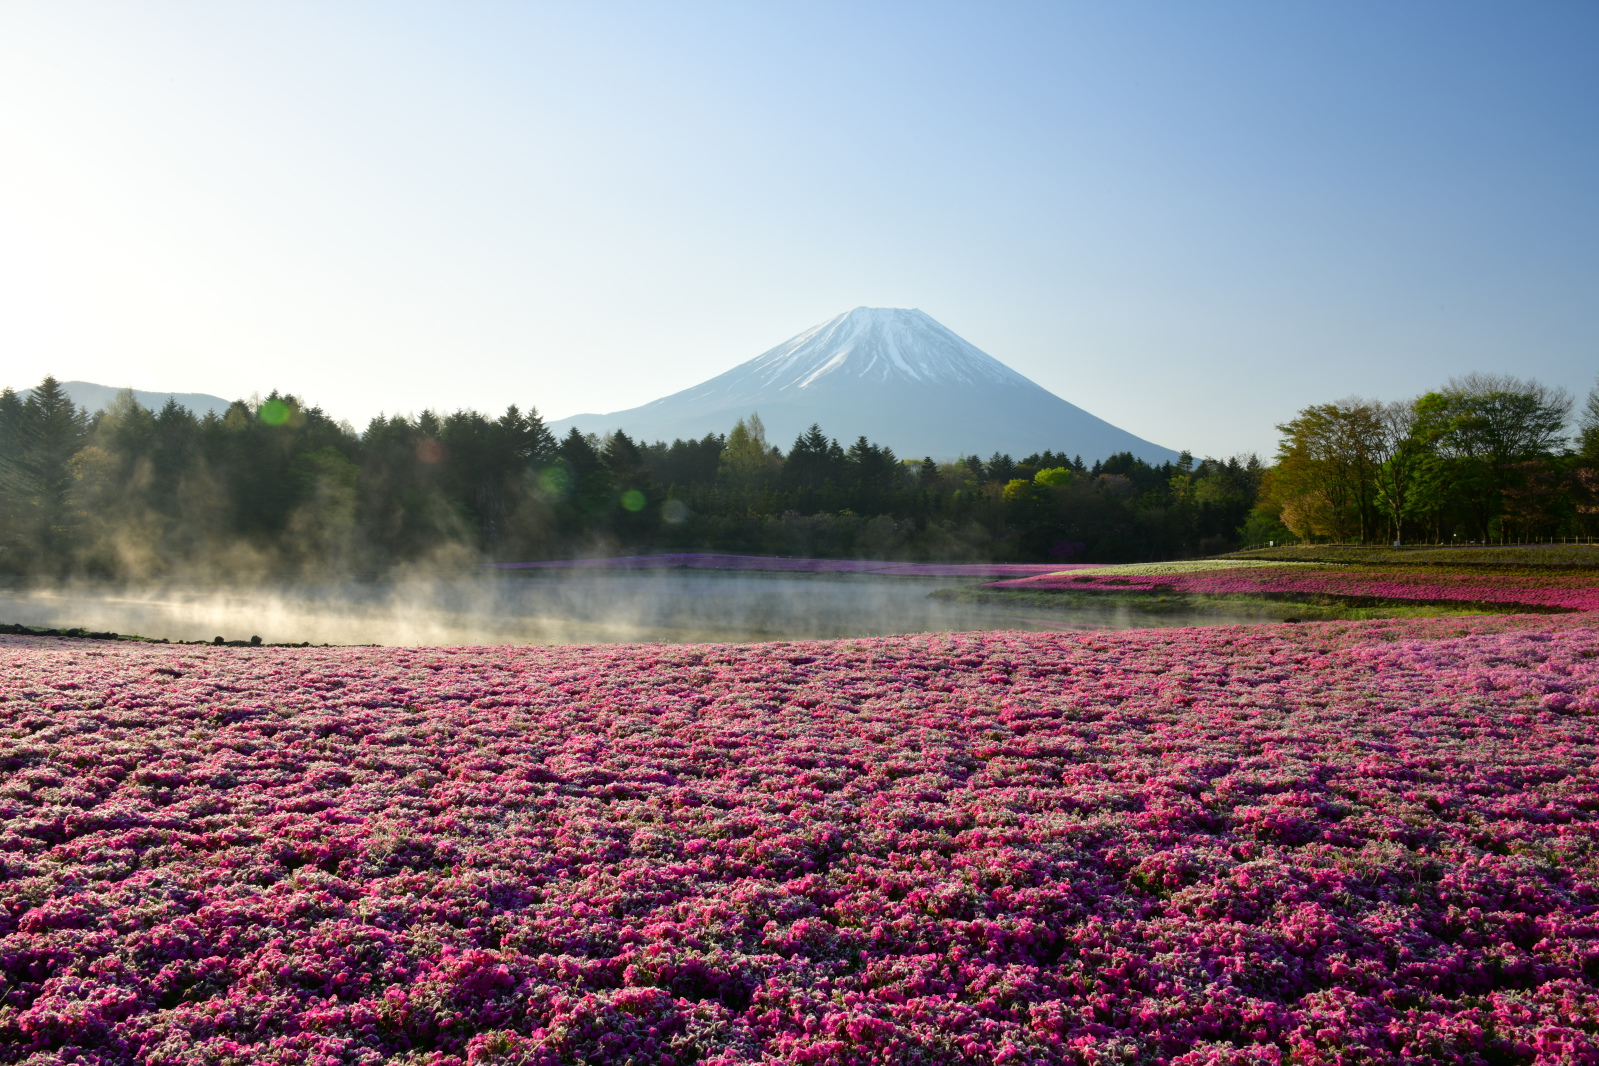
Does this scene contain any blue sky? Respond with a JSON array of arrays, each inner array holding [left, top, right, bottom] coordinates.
[[1, 1, 1594, 456]]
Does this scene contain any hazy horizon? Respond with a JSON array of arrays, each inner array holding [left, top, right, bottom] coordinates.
[[3, 2, 1595, 456]]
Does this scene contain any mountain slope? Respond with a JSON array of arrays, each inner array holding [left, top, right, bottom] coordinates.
[[19, 381, 234, 419], [549, 308, 1176, 462]]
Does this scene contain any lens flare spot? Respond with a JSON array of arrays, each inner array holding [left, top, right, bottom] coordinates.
[[539, 467, 571, 495], [415, 439, 444, 464], [258, 400, 290, 426], [662, 498, 690, 524], [620, 489, 647, 512]]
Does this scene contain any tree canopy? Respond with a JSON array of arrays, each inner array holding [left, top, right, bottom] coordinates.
[[5, 370, 1594, 577]]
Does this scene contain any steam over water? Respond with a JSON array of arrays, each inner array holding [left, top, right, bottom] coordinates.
[[0, 571, 1284, 646]]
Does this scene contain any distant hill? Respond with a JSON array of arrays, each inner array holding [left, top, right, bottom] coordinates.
[[19, 381, 235, 419], [547, 307, 1177, 463]]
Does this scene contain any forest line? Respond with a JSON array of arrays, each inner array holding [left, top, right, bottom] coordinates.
[[1, 373, 1596, 577]]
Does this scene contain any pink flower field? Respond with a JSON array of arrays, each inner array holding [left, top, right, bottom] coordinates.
[[994, 566, 1599, 613], [3, 616, 1599, 1064]]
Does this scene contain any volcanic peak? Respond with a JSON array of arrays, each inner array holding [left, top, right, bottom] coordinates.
[[734, 306, 1029, 394]]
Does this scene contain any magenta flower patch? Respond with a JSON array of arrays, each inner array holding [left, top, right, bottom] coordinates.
[[2, 615, 1598, 1063], [995, 565, 1599, 612]]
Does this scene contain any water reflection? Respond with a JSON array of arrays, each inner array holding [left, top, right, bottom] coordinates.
[[0, 570, 1287, 646]]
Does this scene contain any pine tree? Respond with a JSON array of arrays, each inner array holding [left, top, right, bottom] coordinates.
[[559, 427, 614, 517], [0, 388, 26, 565], [783, 423, 842, 491], [12, 377, 89, 564]]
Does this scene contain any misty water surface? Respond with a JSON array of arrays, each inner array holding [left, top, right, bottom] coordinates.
[[0, 570, 1286, 646]]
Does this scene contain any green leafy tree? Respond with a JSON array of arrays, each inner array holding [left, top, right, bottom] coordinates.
[[71, 390, 165, 573], [719, 413, 782, 493], [1415, 374, 1571, 540], [285, 446, 362, 567], [1370, 399, 1434, 543], [1269, 400, 1383, 542], [1034, 467, 1073, 487], [1575, 377, 1599, 533], [1578, 376, 1599, 463]]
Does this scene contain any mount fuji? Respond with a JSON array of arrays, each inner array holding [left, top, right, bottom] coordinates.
[[548, 308, 1176, 463]]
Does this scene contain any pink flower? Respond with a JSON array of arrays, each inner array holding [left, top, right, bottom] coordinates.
[[1, 613, 1597, 1061]]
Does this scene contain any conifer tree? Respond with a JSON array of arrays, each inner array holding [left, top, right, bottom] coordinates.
[[11, 377, 89, 564]]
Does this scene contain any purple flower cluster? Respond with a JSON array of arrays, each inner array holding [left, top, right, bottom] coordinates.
[[492, 553, 1084, 578], [996, 565, 1599, 612], [2, 616, 1599, 1064]]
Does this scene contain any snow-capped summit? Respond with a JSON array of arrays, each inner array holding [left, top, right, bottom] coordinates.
[[549, 309, 1175, 462], [731, 306, 1027, 391]]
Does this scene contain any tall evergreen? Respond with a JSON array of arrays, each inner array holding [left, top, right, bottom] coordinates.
[[0, 388, 27, 562], [10, 377, 89, 563], [783, 424, 845, 493], [558, 428, 614, 518]]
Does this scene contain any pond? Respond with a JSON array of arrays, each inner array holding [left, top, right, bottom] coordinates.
[[0, 570, 1290, 646]]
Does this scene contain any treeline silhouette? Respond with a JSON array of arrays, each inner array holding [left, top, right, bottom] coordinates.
[[0, 377, 1262, 575], [1256, 374, 1599, 545], [7, 371, 1597, 576]]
